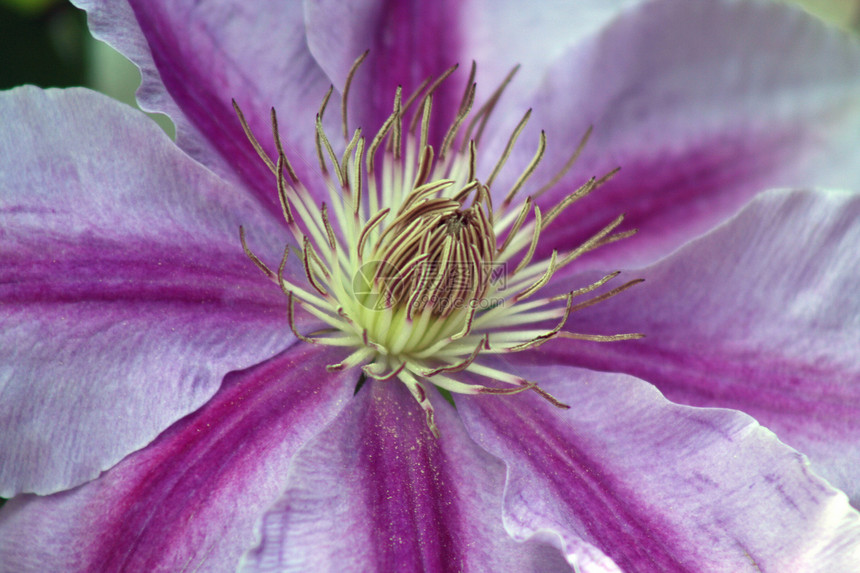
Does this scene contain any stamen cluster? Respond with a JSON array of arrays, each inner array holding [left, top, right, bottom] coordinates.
[[371, 184, 494, 318], [237, 53, 642, 436]]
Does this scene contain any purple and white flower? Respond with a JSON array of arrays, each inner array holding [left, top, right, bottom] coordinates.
[[1, 0, 860, 571]]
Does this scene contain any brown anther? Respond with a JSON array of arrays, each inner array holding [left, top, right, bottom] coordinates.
[[341, 50, 370, 140], [371, 183, 495, 317], [239, 226, 275, 280], [525, 382, 571, 409]]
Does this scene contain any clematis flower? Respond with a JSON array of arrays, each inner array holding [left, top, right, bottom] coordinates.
[[2, 0, 860, 570]]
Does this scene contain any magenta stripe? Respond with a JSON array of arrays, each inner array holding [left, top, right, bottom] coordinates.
[[356, 385, 463, 570], [1, 238, 282, 314], [534, 126, 798, 270], [468, 391, 693, 571], [125, 2, 306, 222], [78, 345, 353, 570]]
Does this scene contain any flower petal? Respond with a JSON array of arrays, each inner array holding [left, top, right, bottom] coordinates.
[[304, 0, 470, 146], [0, 87, 289, 496], [72, 0, 335, 216], [460, 0, 641, 111], [458, 367, 860, 571], [304, 0, 639, 148], [240, 380, 575, 572], [511, 0, 860, 269], [523, 188, 860, 504], [0, 344, 354, 572]]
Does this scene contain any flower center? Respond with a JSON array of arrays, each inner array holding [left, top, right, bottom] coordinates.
[[356, 182, 494, 359], [236, 54, 642, 436], [372, 193, 494, 319]]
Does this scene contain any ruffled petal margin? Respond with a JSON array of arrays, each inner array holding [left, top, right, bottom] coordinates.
[[458, 367, 860, 572], [525, 188, 860, 504]]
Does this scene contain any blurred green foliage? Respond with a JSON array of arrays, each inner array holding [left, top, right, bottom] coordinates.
[[1, 0, 86, 89]]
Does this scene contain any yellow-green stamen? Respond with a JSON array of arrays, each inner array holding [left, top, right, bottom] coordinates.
[[237, 55, 643, 437]]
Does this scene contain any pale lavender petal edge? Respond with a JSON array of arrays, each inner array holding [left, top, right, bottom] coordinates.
[[458, 366, 860, 572], [0, 344, 355, 572], [72, 0, 337, 215], [493, 0, 860, 270], [519, 187, 860, 503], [0, 87, 290, 496]]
